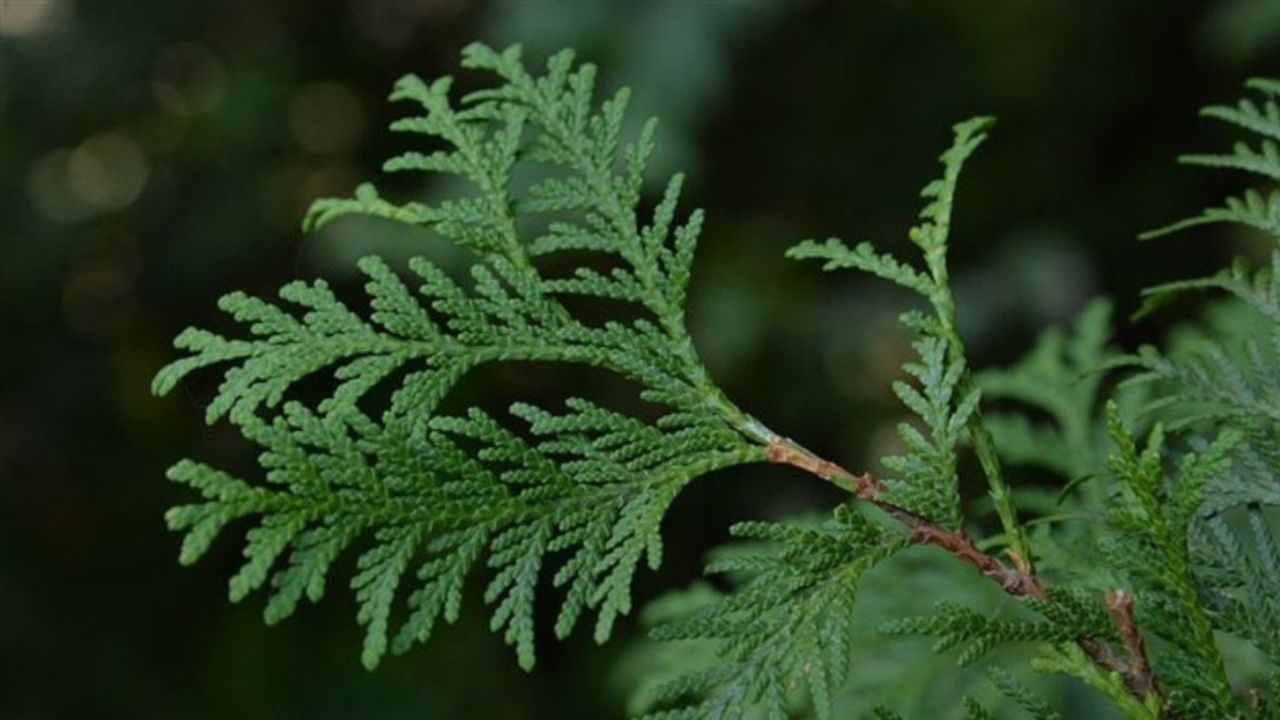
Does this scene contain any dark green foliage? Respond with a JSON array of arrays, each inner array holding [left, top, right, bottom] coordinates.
[[1110, 77, 1280, 720], [985, 668, 1065, 720], [1192, 506, 1280, 668], [879, 588, 1113, 668], [1101, 405, 1240, 716], [963, 698, 997, 720], [1129, 78, 1280, 461], [640, 508, 909, 720]]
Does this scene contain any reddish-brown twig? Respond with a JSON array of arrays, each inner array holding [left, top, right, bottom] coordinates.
[[766, 436, 1157, 706], [1107, 589, 1158, 699]]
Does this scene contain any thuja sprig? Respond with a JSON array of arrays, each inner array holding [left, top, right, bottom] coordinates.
[[788, 117, 1032, 570], [154, 41, 1277, 719], [647, 119, 1163, 719], [155, 42, 778, 673]]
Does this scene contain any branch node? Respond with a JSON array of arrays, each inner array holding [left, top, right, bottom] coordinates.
[[1106, 589, 1158, 700], [767, 436, 1160, 709]]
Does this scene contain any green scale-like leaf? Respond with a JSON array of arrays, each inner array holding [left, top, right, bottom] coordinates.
[[165, 396, 763, 671], [639, 508, 910, 720], [1099, 404, 1243, 717], [1142, 78, 1280, 249], [786, 116, 1036, 569], [155, 43, 774, 672], [1122, 78, 1280, 530]]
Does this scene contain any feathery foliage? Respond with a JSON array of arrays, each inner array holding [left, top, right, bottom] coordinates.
[[977, 298, 1117, 481], [1192, 506, 1280, 669], [640, 509, 908, 720], [1142, 78, 1280, 242], [1100, 405, 1241, 716], [626, 118, 1021, 718], [1130, 81, 1280, 515], [1130, 78, 1280, 451], [879, 589, 1113, 669], [155, 46, 1279, 719], [155, 42, 773, 672], [983, 668, 1067, 720], [1096, 77, 1280, 720], [789, 117, 1018, 547]]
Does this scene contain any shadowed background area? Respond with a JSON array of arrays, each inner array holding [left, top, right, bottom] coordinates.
[[1, 1, 1277, 718]]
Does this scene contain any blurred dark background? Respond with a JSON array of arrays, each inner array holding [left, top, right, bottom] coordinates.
[[2, 1, 1277, 718]]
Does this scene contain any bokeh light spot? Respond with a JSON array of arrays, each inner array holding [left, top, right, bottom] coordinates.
[[61, 232, 142, 341], [289, 82, 365, 155], [28, 148, 88, 224], [0, 0, 72, 38], [67, 132, 149, 212], [151, 41, 226, 116], [347, 0, 464, 51]]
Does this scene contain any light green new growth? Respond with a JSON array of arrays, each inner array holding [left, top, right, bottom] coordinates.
[[789, 117, 1032, 561]]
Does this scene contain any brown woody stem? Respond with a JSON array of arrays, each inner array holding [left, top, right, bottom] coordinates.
[[766, 438, 1044, 597], [766, 435, 1158, 708], [1107, 590, 1158, 700]]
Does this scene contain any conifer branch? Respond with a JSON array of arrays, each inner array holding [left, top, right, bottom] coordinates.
[[766, 436, 1041, 597], [151, 42, 1276, 718], [788, 117, 1034, 567], [765, 436, 1160, 708]]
